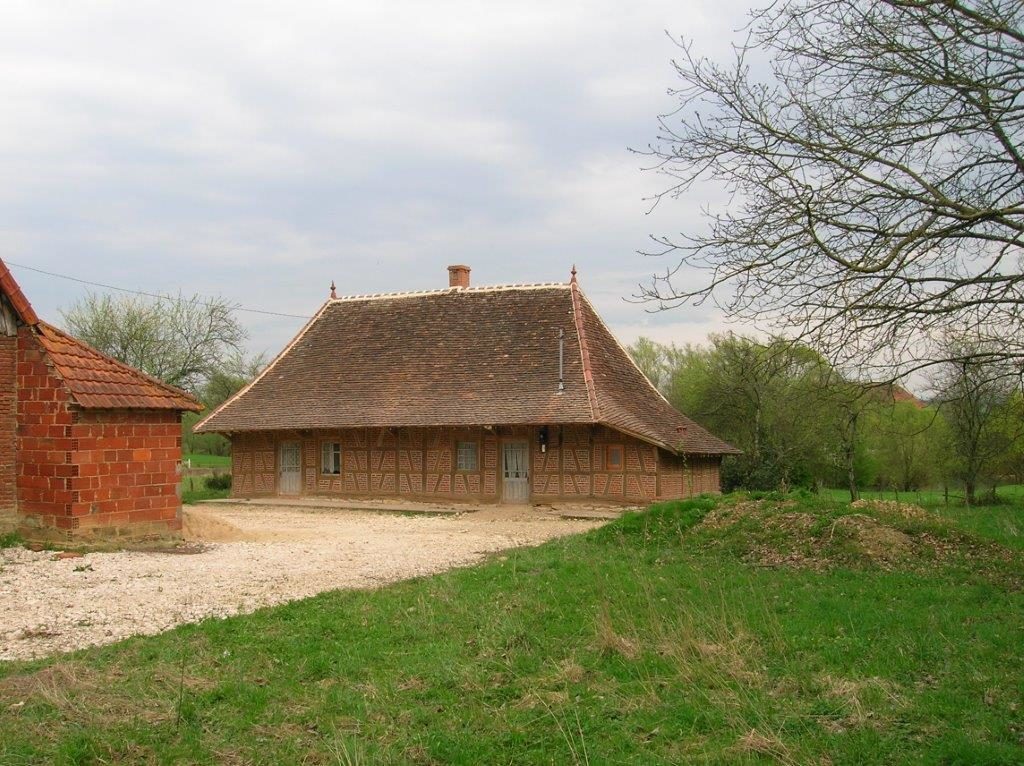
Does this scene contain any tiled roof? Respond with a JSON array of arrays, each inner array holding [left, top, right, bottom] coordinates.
[[0, 260, 39, 325], [866, 382, 927, 409], [0, 257, 199, 412], [573, 289, 739, 454], [35, 322, 201, 411], [198, 280, 736, 455]]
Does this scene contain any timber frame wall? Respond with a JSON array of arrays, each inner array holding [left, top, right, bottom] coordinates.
[[229, 424, 721, 504]]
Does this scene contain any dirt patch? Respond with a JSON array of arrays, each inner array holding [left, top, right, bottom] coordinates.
[[816, 674, 903, 732], [181, 508, 258, 543], [732, 729, 795, 764], [1, 504, 602, 661]]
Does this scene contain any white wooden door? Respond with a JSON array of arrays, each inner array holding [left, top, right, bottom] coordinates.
[[279, 442, 301, 495], [501, 442, 530, 504]]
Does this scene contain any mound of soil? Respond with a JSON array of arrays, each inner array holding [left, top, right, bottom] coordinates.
[[850, 499, 930, 522], [696, 499, 947, 571], [832, 514, 914, 564]]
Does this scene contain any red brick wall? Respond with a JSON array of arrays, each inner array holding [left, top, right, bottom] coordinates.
[[0, 333, 16, 514], [69, 409, 183, 537], [230, 425, 721, 504], [16, 327, 75, 531], [15, 327, 184, 541]]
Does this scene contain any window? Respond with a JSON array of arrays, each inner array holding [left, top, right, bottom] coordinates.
[[456, 441, 479, 471], [321, 442, 341, 475], [606, 445, 624, 470]]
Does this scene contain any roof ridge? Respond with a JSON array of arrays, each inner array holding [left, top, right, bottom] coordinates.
[[194, 298, 334, 431], [328, 282, 570, 303], [576, 291, 681, 413], [38, 321, 201, 408], [569, 279, 600, 421]]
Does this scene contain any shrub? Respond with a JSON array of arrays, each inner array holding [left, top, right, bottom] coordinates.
[[204, 473, 232, 491]]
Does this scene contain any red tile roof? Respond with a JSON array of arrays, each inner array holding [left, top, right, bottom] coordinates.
[[0, 259, 39, 325], [35, 322, 201, 411], [866, 382, 927, 409], [0, 257, 199, 412], [197, 281, 737, 455]]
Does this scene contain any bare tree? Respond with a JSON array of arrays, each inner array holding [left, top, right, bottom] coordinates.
[[61, 291, 248, 393], [639, 0, 1024, 377]]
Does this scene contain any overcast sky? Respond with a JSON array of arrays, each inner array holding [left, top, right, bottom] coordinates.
[[1, 0, 756, 359]]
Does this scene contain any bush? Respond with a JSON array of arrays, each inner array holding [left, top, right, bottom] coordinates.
[[721, 452, 816, 492], [204, 474, 232, 491]]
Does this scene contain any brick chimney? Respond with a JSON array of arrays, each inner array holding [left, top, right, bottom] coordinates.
[[447, 264, 471, 289]]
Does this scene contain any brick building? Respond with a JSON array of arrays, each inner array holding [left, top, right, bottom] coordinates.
[[197, 266, 737, 505], [0, 259, 201, 542]]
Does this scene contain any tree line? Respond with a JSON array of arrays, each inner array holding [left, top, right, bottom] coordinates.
[[629, 334, 1024, 505]]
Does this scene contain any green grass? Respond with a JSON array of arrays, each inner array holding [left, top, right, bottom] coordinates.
[[1, 494, 1023, 764], [180, 484, 230, 505], [0, 531, 23, 549], [182, 454, 231, 469]]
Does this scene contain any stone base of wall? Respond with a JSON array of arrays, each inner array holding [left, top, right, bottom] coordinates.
[[18, 513, 182, 545], [0, 509, 18, 535]]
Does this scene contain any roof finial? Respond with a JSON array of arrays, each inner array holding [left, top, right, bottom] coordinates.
[[330, 280, 337, 299], [570, 264, 577, 284]]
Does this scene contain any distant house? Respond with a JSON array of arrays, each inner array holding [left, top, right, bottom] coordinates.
[[0, 259, 201, 542], [866, 382, 927, 409], [196, 266, 737, 505]]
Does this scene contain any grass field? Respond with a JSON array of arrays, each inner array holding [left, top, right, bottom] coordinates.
[[180, 455, 232, 504], [1, 493, 1022, 764], [824, 485, 1024, 551], [180, 484, 231, 505], [182, 454, 231, 469]]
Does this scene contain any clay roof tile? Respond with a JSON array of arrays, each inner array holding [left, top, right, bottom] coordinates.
[[196, 282, 735, 454]]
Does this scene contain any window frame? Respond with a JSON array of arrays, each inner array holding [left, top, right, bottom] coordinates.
[[606, 444, 624, 471], [455, 440, 480, 472], [321, 441, 342, 475]]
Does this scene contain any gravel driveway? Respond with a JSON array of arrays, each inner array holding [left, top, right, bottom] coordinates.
[[0, 505, 602, 661]]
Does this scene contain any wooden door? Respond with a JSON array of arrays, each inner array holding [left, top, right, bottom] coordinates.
[[279, 441, 301, 495], [501, 441, 530, 504]]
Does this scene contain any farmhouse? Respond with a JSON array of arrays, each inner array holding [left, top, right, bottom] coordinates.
[[197, 266, 737, 504], [0, 259, 201, 542]]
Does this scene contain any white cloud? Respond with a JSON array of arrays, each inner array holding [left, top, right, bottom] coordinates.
[[0, 0, 755, 357]]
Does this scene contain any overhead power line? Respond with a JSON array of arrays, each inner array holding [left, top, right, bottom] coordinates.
[[5, 260, 312, 319]]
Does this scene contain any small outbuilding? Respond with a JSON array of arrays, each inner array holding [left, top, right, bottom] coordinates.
[[0, 259, 201, 542], [196, 265, 738, 505]]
